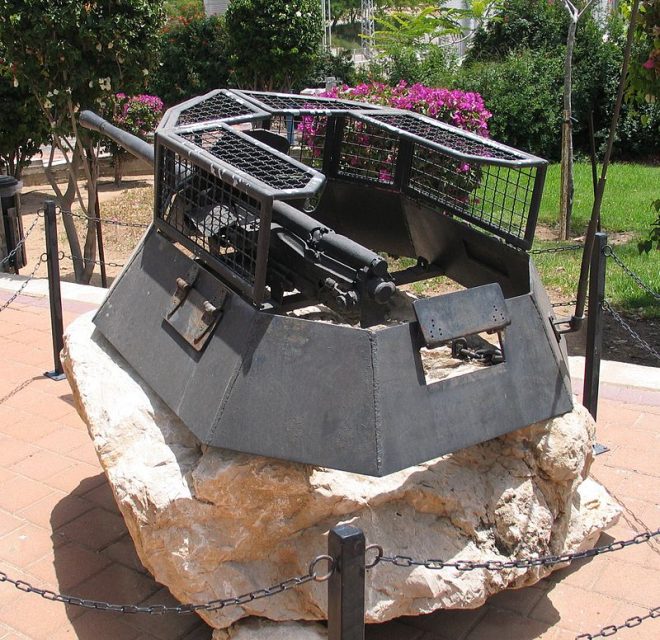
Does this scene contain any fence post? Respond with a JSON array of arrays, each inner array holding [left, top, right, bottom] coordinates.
[[43, 200, 66, 381], [327, 525, 366, 640], [583, 232, 607, 419]]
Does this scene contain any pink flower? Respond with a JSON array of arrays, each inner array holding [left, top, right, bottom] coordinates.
[[642, 57, 655, 70]]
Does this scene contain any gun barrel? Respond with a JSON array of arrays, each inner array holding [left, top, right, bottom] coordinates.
[[79, 110, 155, 167]]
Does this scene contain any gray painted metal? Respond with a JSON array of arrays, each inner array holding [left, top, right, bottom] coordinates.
[[413, 284, 510, 349], [94, 230, 573, 476]]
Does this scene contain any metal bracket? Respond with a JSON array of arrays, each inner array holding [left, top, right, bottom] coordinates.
[[413, 283, 510, 349], [165, 263, 230, 351], [166, 263, 200, 319]]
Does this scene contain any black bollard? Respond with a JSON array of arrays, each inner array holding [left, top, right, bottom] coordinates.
[[327, 525, 366, 640], [44, 200, 66, 381]]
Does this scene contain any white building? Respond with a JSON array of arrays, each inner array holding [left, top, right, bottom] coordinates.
[[204, 0, 230, 16]]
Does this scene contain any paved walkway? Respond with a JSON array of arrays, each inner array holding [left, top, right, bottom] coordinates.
[[0, 283, 658, 640]]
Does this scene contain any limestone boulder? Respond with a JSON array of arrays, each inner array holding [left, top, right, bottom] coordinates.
[[62, 312, 621, 631]]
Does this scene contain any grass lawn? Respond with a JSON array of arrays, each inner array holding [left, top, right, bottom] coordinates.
[[533, 162, 659, 317]]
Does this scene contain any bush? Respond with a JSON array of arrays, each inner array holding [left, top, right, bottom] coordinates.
[[615, 101, 660, 160], [361, 45, 457, 88], [105, 93, 164, 182], [150, 14, 230, 106], [225, 0, 323, 91], [455, 50, 564, 158], [0, 69, 50, 178], [459, 0, 627, 160], [323, 81, 491, 136], [302, 49, 357, 89]]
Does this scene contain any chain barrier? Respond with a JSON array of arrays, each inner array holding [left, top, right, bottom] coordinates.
[[602, 301, 660, 361], [0, 253, 46, 313], [529, 244, 583, 255], [59, 208, 150, 230], [371, 529, 659, 572], [604, 245, 660, 302], [552, 299, 578, 308], [0, 554, 334, 615], [61, 253, 125, 269], [0, 211, 43, 268], [575, 606, 659, 639]]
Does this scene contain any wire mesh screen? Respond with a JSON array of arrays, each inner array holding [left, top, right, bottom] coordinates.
[[176, 92, 258, 127], [337, 116, 400, 185], [367, 113, 524, 162], [157, 147, 266, 298], [408, 143, 537, 244], [179, 127, 314, 191], [259, 114, 328, 169], [241, 91, 366, 112]]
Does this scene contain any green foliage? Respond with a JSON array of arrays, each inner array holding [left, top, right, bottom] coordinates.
[[150, 14, 230, 106], [362, 44, 457, 86], [615, 101, 660, 159], [0, 0, 164, 134], [225, 0, 323, 91], [0, 68, 50, 177], [303, 49, 358, 88], [458, 0, 628, 160], [466, 0, 569, 61], [455, 50, 564, 158], [625, 0, 659, 103], [163, 0, 203, 20]]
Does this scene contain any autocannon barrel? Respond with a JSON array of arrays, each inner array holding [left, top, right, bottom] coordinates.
[[79, 110, 155, 166]]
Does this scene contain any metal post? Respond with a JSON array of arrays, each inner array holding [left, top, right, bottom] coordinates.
[[44, 200, 66, 381], [583, 232, 607, 419], [327, 525, 366, 640], [94, 193, 108, 288]]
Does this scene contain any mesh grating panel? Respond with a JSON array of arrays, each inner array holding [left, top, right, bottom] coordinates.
[[337, 116, 399, 185], [241, 91, 366, 112], [157, 148, 264, 290], [408, 143, 536, 242], [176, 92, 258, 126], [260, 114, 328, 169], [179, 127, 314, 191], [368, 113, 524, 162]]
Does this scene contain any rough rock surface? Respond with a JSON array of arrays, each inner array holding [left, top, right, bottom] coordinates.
[[62, 313, 620, 631]]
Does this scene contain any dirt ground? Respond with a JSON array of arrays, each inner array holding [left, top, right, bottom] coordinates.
[[11, 176, 659, 368]]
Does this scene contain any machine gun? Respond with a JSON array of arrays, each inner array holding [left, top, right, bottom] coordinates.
[[80, 110, 395, 325], [78, 90, 574, 477]]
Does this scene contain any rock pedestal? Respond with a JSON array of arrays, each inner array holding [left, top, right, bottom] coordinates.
[[62, 313, 620, 637]]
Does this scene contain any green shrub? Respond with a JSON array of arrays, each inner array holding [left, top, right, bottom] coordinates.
[[150, 14, 230, 107], [455, 50, 564, 158], [460, 1, 631, 160], [303, 49, 357, 88], [615, 102, 660, 160], [0, 68, 50, 178], [225, 0, 323, 91]]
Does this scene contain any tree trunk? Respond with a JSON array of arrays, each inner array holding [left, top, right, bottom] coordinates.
[[559, 18, 577, 240], [114, 153, 123, 186]]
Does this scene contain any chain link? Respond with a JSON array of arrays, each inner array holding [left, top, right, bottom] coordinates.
[[575, 606, 660, 639], [529, 244, 583, 255], [0, 254, 46, 313], [0, 212, 42, 268], [602, 301, 660, 361], [0, 554, 334, 615], [552, 299, 578, 308], [375, 529, 660, 572], [604, 245, 660, 302], [59, 208, 150, 230], [62, 253, 125, 269]]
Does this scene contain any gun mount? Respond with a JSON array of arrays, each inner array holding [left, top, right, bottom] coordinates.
[[81, 89, 573, 476]]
